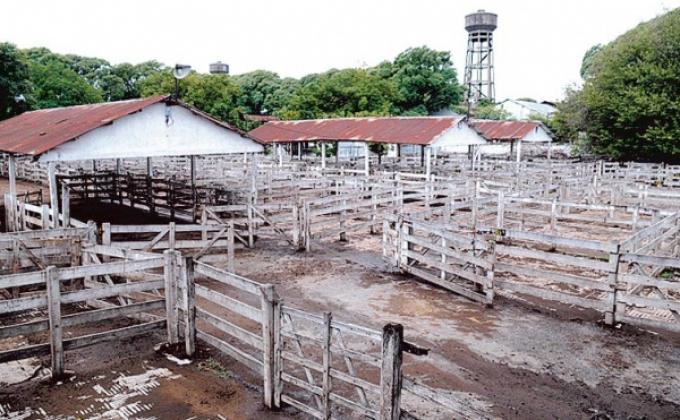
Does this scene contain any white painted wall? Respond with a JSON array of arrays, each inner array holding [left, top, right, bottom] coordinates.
[[431, 122, 487, 153], [521, 125, 553, 143], [39, 103, 263, 162]]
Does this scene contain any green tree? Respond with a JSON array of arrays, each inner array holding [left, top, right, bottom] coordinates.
[[29, 60, 102, 108], [383, 46, 463, 114], [583, 9, 680, 162], [580, 44, 602, 79], [471, 100, 510, 120], [0, 42, 31, 120], [283, 68, 397, 119]]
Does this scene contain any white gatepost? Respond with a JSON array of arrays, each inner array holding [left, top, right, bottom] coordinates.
[[364, 143, 370, 176], [7, 155, 17, 231], [425, 147, 432, 179], [515, 139, 522, 163], [48, 162, 59, 228], [321, 142, 326, 169]]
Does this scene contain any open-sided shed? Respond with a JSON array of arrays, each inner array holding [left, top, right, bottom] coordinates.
[[0, 95, 263, 229], [249, 116, 486, 173]]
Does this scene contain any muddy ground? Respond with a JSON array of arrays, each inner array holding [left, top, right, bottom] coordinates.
[[1, 189, 680, 419], [229, 234, 680, 420], [1, 330, 297, 419]]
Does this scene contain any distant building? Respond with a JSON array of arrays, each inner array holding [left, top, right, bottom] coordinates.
[[499, 99, 557, 120], [209, 61, 229, 74]]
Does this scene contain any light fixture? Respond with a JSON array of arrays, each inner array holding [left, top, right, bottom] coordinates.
[[172, 64, 192, 100]]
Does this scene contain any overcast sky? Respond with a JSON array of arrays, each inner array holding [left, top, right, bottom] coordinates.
[[3, 0, 678, 102]]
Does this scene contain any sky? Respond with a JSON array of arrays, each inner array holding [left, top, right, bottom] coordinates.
[[2, 0, 678, 102]]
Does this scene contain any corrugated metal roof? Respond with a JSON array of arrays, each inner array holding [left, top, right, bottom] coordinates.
[[469, 119, 541, 141], [248, 116, 465, 145], [0, 95, 257, 156]]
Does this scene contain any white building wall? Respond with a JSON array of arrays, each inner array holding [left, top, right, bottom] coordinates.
[[39, 103, 263, 162]]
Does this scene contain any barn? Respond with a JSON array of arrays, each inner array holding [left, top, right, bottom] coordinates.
[[0, 95, 264, 229], [248, 116, 487, 173]]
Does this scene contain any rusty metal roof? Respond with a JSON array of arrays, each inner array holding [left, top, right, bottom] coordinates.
[[248, 116, 465, 145], [0, 95, 258, 156], [469, 119, 542, 141], [0, 96, 168, 156]]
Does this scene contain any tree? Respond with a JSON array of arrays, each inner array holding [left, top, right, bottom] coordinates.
[[582, 9, 680, 162], [384, 46, 463, 115], [580, 44, 602, 79], [0, 43, 31, 120], [282, 68, 397, 119], [471, 100, 510, 120], [29, 60, 102, 108]]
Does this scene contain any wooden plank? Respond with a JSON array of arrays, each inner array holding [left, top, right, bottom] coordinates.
[[0, 295, 47, 314], [196, 330, 263, 373], [495, 279, 610, 311], [61, 279, 164, 304], [195, 283, 262, 322], [196, 307, 263, 350], [55, 258, 165, 281], [63, 320, 166, 351], [494, 262, 609, 291], [182, 257, 196, 357], [194, 261, 261, 295]]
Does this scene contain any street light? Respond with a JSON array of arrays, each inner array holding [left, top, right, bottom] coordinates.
[[172, 64, 192, 100]]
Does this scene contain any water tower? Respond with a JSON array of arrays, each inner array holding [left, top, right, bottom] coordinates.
[[464, 10, 497, 106], [209, 61, 230, 74]]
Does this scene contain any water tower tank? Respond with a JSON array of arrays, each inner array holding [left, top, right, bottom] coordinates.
[[463, 10, 498, 105], [465, 10, 498, 33], [209, 61, 230, 75]]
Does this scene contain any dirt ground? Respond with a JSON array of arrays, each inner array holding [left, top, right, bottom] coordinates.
[[2, 182, 680, 419], [230, 234, 680, 420], [0, 331, 298, 419]]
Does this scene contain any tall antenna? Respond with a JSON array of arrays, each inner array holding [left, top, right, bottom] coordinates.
[[464, 10, 497, 111]]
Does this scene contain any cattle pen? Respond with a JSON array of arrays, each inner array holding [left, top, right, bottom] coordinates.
[[0, 101, 679, 419]]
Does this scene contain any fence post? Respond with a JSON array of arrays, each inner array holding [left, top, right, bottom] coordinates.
[[61, 184, 70, 227], [41, 204, 50, 230], [261, 284, 280, 409], [227, 221, 235, 273], [322, 312, 332, 419], [380, 323, 404, 420], [45, 266, 64, 378], [168, 222, 176, 250], [164, 250, 179, 345], [181, 256, 196, 356], [605, 243, 621, 326], [86, 220, 97, 246], [102, 223, 111, 262]]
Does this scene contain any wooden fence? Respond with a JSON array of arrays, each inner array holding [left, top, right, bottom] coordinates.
[[0, 252, 175, 377], [384, 214, 680, 332]]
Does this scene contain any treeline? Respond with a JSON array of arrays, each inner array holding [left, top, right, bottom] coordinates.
[[554, 8, 680, 162], [0, 44, 465, 131]]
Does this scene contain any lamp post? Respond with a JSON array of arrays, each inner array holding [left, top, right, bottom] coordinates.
[[172, 64, 192, 100]]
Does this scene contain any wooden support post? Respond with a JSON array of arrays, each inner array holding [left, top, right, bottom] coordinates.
[[278, 144, 283, 167], [364, 143, 370, 177], [146, 157, 153, 177], [190, 155, 196, 188], [164, 250, 179, 345], [425, 147, 432, 180], [496, 191, 504, 229], [321, 142, 326, 170], [7, 155, 17, 231], [322, 311, 332, 419], [261, 284, 279, 409], [48, 162, 59, 228], [41, 204, 50, 230], [227, 221, 235, 273], [46, 266, 64, 378], [181, 256, 196, 356], [380, 323, 403, 420], [168, 221, 176, 249], [516, 139, 522, 163], [550, 198, 558, 232], [102, 223, 111, 262], [335, 141, 339, 163], [61, 184, 70, 227], [605, 244, 621, 326]]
